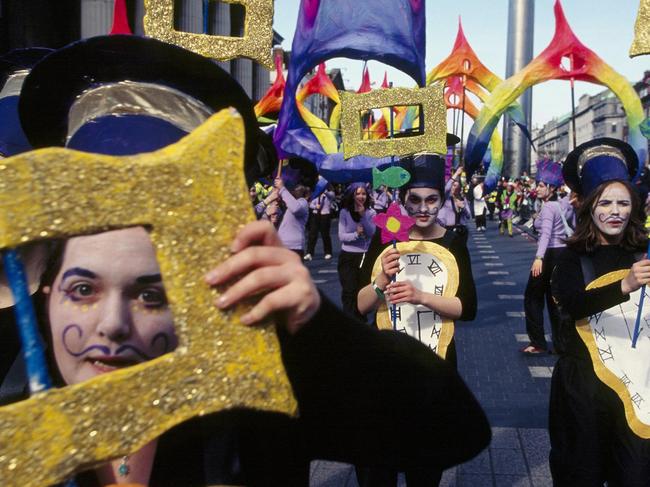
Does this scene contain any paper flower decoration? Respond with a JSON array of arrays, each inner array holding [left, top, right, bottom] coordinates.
[[373, 201, 415, 243]]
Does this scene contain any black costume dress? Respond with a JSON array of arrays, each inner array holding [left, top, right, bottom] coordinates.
[[359, 228, 478, 367], [3, 292, 490, 486], [551, 245, 650, 486], [355, 229, 477, 486]]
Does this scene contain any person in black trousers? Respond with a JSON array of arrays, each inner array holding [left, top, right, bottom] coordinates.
[[304, 185, 335, 261]]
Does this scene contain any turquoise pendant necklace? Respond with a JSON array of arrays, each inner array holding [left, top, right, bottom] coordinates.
[[118, 456, 130, 477]]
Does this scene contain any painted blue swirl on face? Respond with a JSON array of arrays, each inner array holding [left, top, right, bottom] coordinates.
[[114, 332, 171, 361], [62, 324, 111, 357]]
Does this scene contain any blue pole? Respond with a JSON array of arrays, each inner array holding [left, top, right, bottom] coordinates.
[[4, 250, 79, 486], [631, 240, 650, 348], [3, 249, 52, 393], [202, 0, 210, 34]]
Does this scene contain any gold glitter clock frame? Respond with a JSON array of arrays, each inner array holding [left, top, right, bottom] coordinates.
[[0, 110, 297, 486], [339, 83, 447, 160], [576, 269, 650, 439], [631, 0, 650, 57], [143, 0, 274, 69], [370, 241, 459, 360]]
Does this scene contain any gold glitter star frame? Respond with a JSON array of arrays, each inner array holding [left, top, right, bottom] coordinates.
[[339, 83, 447, 160], [0, 109, 297, 486], [631, 0, 650, 57], [143, 0, 274, 69]]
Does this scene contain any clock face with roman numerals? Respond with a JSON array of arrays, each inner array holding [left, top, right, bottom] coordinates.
[[371, 241, 459, 359], [577, 269, 650, 439]]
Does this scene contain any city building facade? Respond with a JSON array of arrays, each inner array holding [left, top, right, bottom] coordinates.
[[532, 74, 650, 164], [0, 0, 280, 103]]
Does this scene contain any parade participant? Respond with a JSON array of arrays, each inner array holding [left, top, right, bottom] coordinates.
[[550, 138, 650, 485], [521, 159, 568, 355], [7, 33, 491, 486], [356, 154, 477, 487], [499, 181, 517, 237], [438, 166, 471, 230], [373, 185, 392, 213], [337, 183, 376, 320], [254, 188, 279, 219], [358, 155, 477, 349], [275, 175, 310, 257], [438, 173, 471, 230], [304, 183, 335, 261], [472, 177, 487, 232], [486, 188, 497, 221]]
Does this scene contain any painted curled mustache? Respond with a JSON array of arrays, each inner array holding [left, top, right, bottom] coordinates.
[[597, 214, 627, 223], [115, 333, 171, 360], [406, 208, 439, 217], [62, 325, 172, 360]]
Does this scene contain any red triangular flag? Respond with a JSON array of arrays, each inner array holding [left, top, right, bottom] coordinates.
[[357, 67, 372, 94], [381, 71, 389, 88], [110, 0, 132, 35]]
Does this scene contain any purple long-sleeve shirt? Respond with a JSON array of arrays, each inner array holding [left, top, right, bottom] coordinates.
[[277, 187, 309, 250], [309, 190, 335, 215], [534, 200, 568, 258], [338, 208, 376, 253], [438, 197, 471, 227]]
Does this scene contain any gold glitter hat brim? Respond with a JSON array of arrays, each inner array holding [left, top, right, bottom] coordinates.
[[18, 35, 260, 177]]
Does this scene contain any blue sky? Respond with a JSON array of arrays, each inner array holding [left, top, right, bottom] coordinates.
[[273, 0, 648, 128]]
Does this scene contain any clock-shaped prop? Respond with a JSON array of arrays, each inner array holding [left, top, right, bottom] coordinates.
[[371, 241, 459, 359], [576, 270, 650, 439]]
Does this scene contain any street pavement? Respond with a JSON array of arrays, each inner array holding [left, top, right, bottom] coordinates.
[[305, 217, 557, 487]]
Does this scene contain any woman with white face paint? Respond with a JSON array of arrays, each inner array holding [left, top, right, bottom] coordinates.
[[550, 138, 650, 485], [356, 154, 478, 487], [357, 155, 477, 338]]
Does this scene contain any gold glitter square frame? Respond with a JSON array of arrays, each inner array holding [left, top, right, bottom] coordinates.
[[0, 110, 297, 486], [339, 84, 447, 160], [631, 0, 650, 57], [143, 0, 274, 69]]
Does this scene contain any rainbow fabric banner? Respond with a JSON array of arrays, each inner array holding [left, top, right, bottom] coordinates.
[[466, 0, 646, 180], [273, 0, 425, 183]]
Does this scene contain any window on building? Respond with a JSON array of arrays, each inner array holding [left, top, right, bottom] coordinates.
[[612, 123, 617, 134]]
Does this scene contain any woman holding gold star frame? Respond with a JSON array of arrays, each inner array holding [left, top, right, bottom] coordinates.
[[0, 34, 491, 487]]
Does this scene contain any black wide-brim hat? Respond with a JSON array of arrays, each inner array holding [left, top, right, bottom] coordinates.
[[400, 153, 446, 194], [18, 35, 265, 183], [0, 48, 54, 87], [563, 137, 638, 196], [0, 48, 53, 157]]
